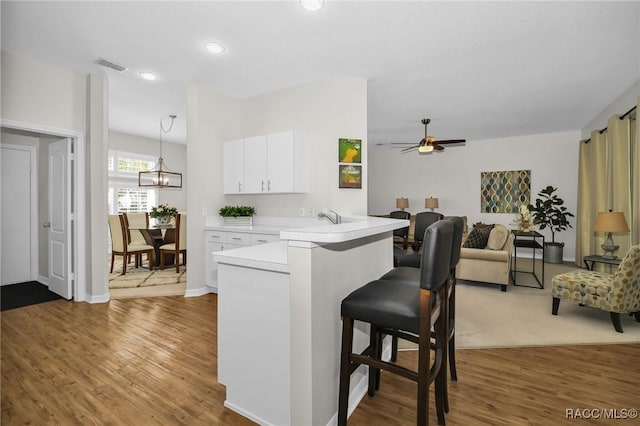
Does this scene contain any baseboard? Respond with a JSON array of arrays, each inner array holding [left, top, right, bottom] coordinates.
[[37, 275, 50, 285], [325, 373, 368, 426], [184, 286, 212, 297], [224, 400, 276, 426], [325, 339, 392, 425], [87, 293, 110, 303]]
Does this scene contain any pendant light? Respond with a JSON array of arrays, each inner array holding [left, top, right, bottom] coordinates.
[[138, 114, 183, 189]]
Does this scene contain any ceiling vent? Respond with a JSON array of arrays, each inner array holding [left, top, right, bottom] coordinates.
[[95, 58, 127, 72]]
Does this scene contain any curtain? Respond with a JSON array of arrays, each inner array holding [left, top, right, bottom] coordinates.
[[576, 130, 609, 267], [576, 97, 639, 265], [631, 99, 639, 246]]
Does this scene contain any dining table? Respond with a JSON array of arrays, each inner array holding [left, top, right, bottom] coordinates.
[[139, 225, 176, 268]]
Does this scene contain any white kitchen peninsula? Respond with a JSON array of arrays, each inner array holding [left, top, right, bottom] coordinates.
[[214, 216, 408, 426]]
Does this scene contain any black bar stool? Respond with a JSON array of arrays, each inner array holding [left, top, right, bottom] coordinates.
[[337, 220, 453, 425], [380, 216, 464, 412]]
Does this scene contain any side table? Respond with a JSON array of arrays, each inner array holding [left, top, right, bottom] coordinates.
[[583, 255, 621, 271], [511, 230, 545, 289]]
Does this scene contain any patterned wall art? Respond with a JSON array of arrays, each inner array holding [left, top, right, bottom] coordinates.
[[480, 169, 531, 213]]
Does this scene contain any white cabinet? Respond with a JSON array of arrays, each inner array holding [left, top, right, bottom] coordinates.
[[205, 229, 280, 291], [243, 136, 268, 193], [223, 130, 307, 194], [223, 139, 245, 194], [250, 233, 280, 245]]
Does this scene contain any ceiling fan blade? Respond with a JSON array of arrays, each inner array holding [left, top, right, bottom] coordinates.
[[433, 139, 466, 145], [432, 143, 445, 151], [401, 146, 418, 153]]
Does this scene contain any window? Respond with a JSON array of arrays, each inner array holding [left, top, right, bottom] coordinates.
[[108, 151, 157, 214]]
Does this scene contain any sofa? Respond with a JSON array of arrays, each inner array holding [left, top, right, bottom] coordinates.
[[456, 223, 513, 292]]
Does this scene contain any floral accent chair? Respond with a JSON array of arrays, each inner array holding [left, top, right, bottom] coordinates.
[[551, 245, 640, 333]]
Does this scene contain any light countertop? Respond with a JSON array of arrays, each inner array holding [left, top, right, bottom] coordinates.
[[213, 241, 289, 273]]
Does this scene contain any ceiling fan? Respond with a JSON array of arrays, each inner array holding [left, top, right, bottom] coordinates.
[[393, 118, 466, 154]]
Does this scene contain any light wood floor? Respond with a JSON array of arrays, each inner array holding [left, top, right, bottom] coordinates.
[[2, 295, 638, 425]]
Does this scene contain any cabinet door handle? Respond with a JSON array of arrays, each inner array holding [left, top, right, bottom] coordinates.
[[238, 182, 242, 192], [257, 239, 267, 243], [232, 237, 241, 241], [268, 180, 271, 191], [262, 180, 265, 192]]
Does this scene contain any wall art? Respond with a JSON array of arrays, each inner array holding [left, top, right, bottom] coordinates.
[[480, 169, 531, 213], [339, 165, 362, 189], [338, 138, 361, 163]]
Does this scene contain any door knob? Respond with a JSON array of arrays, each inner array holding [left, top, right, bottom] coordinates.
[[43, 222, 51, 228]]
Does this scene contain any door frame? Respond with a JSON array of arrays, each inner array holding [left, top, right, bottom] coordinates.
[[0, 144, 38, 283], [1, 119, 86, 302]]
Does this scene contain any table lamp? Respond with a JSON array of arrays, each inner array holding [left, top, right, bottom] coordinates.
[[593, 211, 630, 259], [396, 197, 409, 211], [425, 197, 439, 212]]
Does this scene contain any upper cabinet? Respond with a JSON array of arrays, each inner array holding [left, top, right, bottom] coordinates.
[[223, 130, 307, 195], [223, 138, 244, 194]]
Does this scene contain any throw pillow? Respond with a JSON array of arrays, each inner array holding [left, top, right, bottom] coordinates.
[[463, 224, 495, 249], [487, 225, 509, 250]]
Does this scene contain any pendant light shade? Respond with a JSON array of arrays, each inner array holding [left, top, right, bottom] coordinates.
[[138, 115, 183, 189]]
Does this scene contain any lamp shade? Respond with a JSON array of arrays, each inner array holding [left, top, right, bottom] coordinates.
[[593, 212, 630, 233], [396, 197, 409, 209], [425, 197, 439, 209]]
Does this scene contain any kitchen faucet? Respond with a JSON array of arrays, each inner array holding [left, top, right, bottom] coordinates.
[[317, 210, 342, 224]]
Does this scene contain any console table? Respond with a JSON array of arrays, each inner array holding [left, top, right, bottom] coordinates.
[[511, 230, 545, 289], [583, 255, 621, 271]]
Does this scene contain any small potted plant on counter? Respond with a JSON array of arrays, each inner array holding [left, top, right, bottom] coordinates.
[[528, 185, 574, 264], [218, 205, 256, 226]]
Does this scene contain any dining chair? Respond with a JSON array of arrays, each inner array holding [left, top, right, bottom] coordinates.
[[390, 210, 411, 249], [412, 212, 444, 251], [108, 214, 154, 275], [159, 212, 187, 272], [122, 212, 149, 266]]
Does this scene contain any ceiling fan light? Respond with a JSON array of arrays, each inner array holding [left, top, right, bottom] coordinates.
[[418, 145, 434, 154]]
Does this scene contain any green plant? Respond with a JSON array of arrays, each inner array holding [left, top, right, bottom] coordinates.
[[150, 203, 178, 218], [218, 205, 256, 217], [528, 186, 574, 243]]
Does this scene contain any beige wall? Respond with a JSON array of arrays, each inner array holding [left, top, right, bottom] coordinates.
[[186, 78, 368, 291], [1, 51, 86, 132], [368, 130, 580, 260], [109, 131, 187, 211]]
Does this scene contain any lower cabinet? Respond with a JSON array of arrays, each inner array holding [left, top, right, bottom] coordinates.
[[205, 230, 280, 291]]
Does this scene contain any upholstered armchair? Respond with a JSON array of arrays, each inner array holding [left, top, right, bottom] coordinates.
[[551, 245, 640, 333]]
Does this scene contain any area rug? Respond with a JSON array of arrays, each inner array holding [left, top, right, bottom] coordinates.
[[109, 263, 187, 289], [399, 259, 640, 349], [1, 281, 63, 311]]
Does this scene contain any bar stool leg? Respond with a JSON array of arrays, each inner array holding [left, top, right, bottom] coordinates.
[[338, 317, 354, 426]]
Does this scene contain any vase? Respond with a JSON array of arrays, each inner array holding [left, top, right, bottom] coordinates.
[[156, 216, 172, 225], [223, 216, 253, 226]]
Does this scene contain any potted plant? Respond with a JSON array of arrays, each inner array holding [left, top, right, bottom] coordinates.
[[218, 205, 256, 226], [528, 186, 575, 264], [150, 203, 179, 225]]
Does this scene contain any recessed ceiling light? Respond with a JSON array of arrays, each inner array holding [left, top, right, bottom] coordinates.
[[300, 0, 324, 12], [204, 41, 226, 54], [139, 71, 157, 81]]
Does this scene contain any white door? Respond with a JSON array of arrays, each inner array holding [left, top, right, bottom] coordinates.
[[266, 131, 295, 193], [223, 139, 245, 194], [48, 138, 72, 299], [243, 135, 267, 193], [1, 145, 36, 285]]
